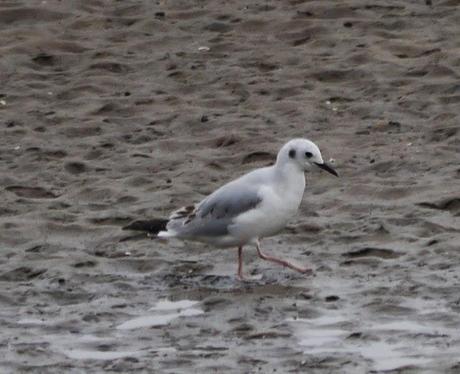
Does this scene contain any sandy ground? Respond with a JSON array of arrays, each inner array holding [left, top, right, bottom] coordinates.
[[1, 0, 459, 372]]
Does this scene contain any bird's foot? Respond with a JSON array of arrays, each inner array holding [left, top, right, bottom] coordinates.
[[298, 267, 314, 276]]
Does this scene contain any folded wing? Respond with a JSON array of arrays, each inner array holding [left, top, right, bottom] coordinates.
[[159, 182, 262, 239]]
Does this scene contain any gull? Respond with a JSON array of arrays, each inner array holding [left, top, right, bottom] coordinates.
[[126, 138, 338, 279]]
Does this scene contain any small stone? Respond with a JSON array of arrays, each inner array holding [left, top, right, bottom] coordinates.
[[32, 53, 55, 65], [166, 63, 177, 70], [65, 161, 87, 174], [205, 22, 232, 33]]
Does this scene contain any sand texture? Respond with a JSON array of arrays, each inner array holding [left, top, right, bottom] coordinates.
[[1, 0, 460, 372]]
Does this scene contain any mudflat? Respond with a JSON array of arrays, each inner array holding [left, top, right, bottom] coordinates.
[[0, 1, 459, 372]]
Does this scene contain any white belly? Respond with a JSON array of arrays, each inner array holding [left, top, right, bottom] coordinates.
[[230, 184, 303, 242]]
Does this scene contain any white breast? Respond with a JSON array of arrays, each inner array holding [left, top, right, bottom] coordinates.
[[230, 167, 305, 241]]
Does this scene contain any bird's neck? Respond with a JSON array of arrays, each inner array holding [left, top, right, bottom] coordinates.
[[273, 162, 306, 197]]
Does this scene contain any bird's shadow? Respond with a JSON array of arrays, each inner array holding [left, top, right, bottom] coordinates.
[[158, 266, 309, 291]]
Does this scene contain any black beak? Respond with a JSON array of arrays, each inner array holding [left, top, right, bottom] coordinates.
[[315, 162, 338, 177]]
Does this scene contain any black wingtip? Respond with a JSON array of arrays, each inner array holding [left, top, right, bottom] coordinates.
[[122, 218, 168, 235]]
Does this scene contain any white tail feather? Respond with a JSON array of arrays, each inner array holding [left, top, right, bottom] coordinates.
[[158, 230, 176, 238]]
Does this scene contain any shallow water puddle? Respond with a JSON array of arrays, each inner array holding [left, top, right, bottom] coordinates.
[[117, 308, 203, 330], [62, 349, 143, 360], [60, 342, 176, 361], [288, 274, 460, 371], [291, 308, 459, 371], [47, 300, 200, 361], [117, 299, 203, 330], [357, 341, 432, 371], [149, 299, 199, 311], [297, 328, 346, 347], [289, 311, 349, 354], [46, 333, 145, 361], [291, 315, 434, 371], [17, 318, 49, 325]]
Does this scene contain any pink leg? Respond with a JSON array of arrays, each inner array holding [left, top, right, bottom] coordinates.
[[256, 240, 311, 274], [237, 246, 244, 280]]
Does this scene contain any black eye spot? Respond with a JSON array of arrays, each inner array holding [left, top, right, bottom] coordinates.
[[289, 149, 296, 159], [305, 152, 313, 158]]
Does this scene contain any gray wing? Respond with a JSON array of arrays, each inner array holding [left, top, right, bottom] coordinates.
[[166, 182, 262, 238], [197, 183, 262, 219]]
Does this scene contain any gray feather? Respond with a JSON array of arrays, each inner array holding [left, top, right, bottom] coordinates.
[[166, 182, 262, 238], [198, 185, 262, 219]]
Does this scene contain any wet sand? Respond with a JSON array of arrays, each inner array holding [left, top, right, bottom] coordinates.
[[1, 0, 459, 372]]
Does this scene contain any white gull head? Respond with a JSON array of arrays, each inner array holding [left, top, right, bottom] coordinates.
[[276, 138, 338, 176]]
